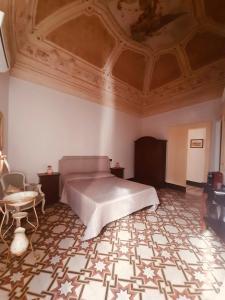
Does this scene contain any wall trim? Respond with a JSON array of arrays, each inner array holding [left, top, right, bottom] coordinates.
[[186, 180, 204, 188], [166, 182, 186, 192]]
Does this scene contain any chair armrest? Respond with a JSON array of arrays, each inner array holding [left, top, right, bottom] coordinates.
[[214, 190, 225, 196], [25, 183, 44, 196]]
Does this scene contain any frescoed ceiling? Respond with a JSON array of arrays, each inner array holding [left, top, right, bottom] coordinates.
[[107, 0, 196, 50], [3, 0, 225, 115]]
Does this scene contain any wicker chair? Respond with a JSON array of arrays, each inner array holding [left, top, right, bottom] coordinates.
[[0, 172, 45, 223]]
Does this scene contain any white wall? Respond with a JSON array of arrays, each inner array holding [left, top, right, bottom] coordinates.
[[186, 128, 206, 183], [0, 72, 9, 153], [8, 77, 141, 182], [141, 99, 222, 171], [7, 77, 224, 183]]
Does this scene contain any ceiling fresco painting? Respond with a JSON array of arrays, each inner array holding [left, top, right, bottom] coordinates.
[[107, 0, 196, 50], [3, 0, 225, 116]]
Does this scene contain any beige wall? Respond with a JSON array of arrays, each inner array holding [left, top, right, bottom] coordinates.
[[141, 98, 222, 172], [220, 88, 225, 173], [186, 128, 206, 183], [166, 126, 188, 186], [166, 122, 211, 187], [220, 115, 225, 173], [0, 72, 9, 153], [8, 77, 141, 182], [0, 71, 9, 198], [6, 76, 224, 185]]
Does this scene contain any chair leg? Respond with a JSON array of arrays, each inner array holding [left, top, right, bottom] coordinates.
[[41, 198, 45, 214], [5, 211, 9, 225]]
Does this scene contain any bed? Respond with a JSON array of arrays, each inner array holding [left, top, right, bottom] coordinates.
[[59, 156, 159, 240]]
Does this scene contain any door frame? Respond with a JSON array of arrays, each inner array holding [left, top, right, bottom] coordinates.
[[166, 121, 212, 187]]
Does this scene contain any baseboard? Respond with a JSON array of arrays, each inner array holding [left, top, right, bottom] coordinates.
[[127, 178, 135, 181], [166, 182, 186, 192], [186, 180, 204, 188]]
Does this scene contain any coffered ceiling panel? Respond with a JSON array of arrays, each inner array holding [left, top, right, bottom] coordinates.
[[186, 31, 225, 70], [5, 0, 225, 116], [204, 0, 225, 25], [47, 15, 115, 69], [150, 53, 181, 90], [112, 49, 146, 91], [35, 0, 75, 24]]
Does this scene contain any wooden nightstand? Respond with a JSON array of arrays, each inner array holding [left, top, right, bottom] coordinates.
[[110, 167, 124, 179], [38, 172, 60, 205]]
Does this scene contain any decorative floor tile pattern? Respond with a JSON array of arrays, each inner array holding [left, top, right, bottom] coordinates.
[[0, 189, 225, 299]]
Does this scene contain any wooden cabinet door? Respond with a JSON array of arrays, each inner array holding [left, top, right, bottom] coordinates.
[[135, 137, 166, 187]]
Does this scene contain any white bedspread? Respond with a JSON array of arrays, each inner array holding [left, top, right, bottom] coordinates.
[[61, 174, 159, 240]]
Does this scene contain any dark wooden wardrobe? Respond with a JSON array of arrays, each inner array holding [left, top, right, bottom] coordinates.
[[134, 136, 167, 188]]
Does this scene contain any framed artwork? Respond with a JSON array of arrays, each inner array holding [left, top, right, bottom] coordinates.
[[190, 139, 204, 148]]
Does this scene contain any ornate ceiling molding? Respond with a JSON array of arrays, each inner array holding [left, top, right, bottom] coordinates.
[[5, 0, 225, 116]]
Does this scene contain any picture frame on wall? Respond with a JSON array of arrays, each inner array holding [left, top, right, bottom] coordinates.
[[190, 139, 204, 148]]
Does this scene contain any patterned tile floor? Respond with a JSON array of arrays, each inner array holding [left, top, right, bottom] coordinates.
[[0, 189, 225, 300]]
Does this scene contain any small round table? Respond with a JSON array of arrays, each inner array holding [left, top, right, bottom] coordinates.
[[0, 191, 39, 263]]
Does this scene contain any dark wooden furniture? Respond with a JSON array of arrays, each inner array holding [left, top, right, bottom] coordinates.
[[38, 172, 60, 204], [110, 167, 124, 179], [205, 186, 225, 241], [134, 136, 166, 188]]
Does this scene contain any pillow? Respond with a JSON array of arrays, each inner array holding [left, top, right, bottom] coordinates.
[[64, 172, 114, 183], [5, 184, 22, 194]]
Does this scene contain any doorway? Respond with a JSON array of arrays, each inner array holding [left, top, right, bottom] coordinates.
[[166, 122, 211, 189], [186, 128, 206, 186]]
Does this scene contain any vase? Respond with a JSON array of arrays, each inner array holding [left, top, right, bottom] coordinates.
[[47, 165, 53, 175], [10, 227, 29, 256], [115, 162, 120, 168]]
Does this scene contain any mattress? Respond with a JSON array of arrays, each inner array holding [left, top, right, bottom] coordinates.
[[61, 172, 159, 240]]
